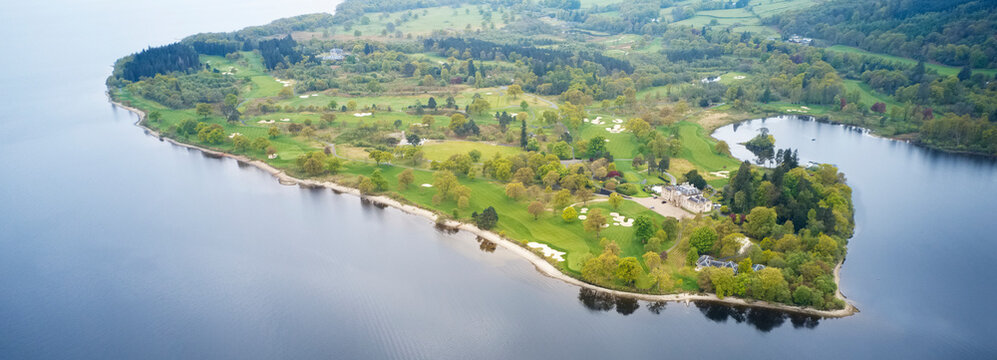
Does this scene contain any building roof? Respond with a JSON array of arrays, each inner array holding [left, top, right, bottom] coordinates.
[[696, 255, 765, 274]]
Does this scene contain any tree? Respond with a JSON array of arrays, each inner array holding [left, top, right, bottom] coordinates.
[[476, 206, 498, 229], [871, 102, 886, 114], [232, 134, 250, 152], [609, 192, 623, 209], [584, 209, 607, 238], [709, 267, 737, 299], [448, 113, 467, 131], [427, 97, 437, 109], [147, 110, 162, 123], [642, 251, 661, 270], [562, 206, 578, 223], [326, 157, 344, 174], [633, 216, 654, 243], [251, 137, 270, 152], [744, 206, 778, 239], [397, 169, 415, 189], [369, 150, 393, 165], [957, 66, 972, 82], [586, 136, 607, 158], [689, 226, 718, 254], [469, 98, 490, 115], [527, 201, 545, 220], [268, 125, 280, 138], [406, 133, 421, 146], [520, 101, 529, 112], [686, 247, 699, 266], [370, 169, 389, 191], [551, 189, 573, 209], [684, 170, 706, 190], [576, 188, 594, 205], [468, 149, 482, 162], [753, 267, 790, 302], [298, 152, 328, 176], [541, 110, 558, 125], [615, 257, 641, 285], [520, 120, 528, 148], [505, 182, 526, 200], [507, 84, 523, 99], [195, 103, 212, 119]]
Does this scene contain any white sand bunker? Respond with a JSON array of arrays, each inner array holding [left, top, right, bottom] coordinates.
[[353, 112, 373, 117], [578, 215, 587, 220], [604, 139, 610, 142], [786, 108, 809, 113], [580, 207, 588, 213], [527, 242, 566, 262], [613, 118, 624, 124], [605, 124, 626, 134], [709, 170, 730, 178], [609, 212, 634, 227], [310, 94, 319, 97], [281, 118, 291, 122], [268, 153, 278, 159], [299, 95, 309, 99], [227, 132, 242, 139], [589, 117, 605, 125], [257, 119, 276, 124], [274, 78, 293, 87], [420, 183, 433, 187], [733, 75, 746, 80]]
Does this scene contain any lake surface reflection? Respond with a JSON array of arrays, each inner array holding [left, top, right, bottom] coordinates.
[[1, 1, 996, 358]]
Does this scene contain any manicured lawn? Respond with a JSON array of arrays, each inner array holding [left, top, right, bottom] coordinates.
[[675, 121, 740, 172], [420, 141, 522, 162], [843, 80, 902, 113]]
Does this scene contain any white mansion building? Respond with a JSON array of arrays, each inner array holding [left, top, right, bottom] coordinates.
[[661, 183, 714, 213]]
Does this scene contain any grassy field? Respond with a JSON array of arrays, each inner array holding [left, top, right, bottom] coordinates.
[[826, 45, 997, 78], [671, 0, 816, 35], [674, 121, 741, 174], [843, 80, 902, 113], [420, 141, 522, 162]]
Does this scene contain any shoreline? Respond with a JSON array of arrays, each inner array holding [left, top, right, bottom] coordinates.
[[110, 96, 859, 319]]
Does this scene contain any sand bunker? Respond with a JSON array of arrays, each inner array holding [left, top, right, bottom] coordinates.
[[353, 113, 373, 117], [421, 183, 433, 187], [227, 132, 242, 139], [299, 95, 309, 99], [709, 170, 730, 178], [605, 124, 626, 134], [733, 75, 746, 80], [527, 242, 566, 262], [267, 153, 278, 159]]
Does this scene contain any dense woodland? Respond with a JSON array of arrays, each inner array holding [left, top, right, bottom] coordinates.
[[108, 0, 996, 310]]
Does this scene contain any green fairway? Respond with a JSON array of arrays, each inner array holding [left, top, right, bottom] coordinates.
[[843, 80, 903, 113], [675, 121, 740, 172]]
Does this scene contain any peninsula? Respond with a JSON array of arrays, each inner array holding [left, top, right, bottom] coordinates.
[[109, 0, 995, 317]]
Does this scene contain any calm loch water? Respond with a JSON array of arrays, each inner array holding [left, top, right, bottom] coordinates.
[[1, 1, 996, 358]]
